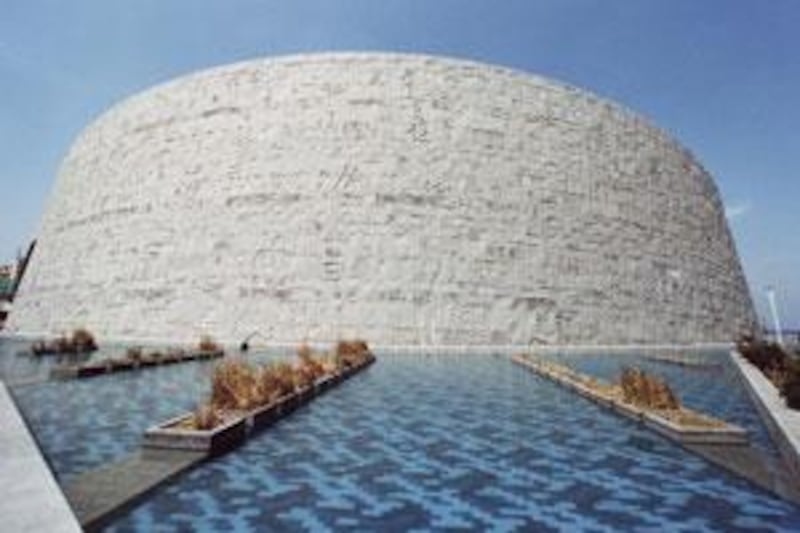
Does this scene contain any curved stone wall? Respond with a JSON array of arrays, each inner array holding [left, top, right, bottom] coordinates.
[[9, 53, 756, 345]]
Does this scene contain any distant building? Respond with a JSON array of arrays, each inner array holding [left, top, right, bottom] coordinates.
[[0, 241, 36, 329], [0, 264, 14, 328], [0, 264, 14, 299]]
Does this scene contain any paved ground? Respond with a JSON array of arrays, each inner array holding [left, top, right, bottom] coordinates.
[[64, 448, 204, 531], [0, 381, 81, 532]]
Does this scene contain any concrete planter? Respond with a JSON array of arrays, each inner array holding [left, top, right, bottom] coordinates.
[[144, 414, 248, 456], [250, 400, 284, 431], [296, 385, 314, 404], [641, 411, 748, 445], [51, 350, 225, 380], [110, 359, 134, 372], [144, 354, 375, 456], [512, 354, 747, 446], [315, 373, 336, 393], [76, 362, 112, 378], [50, 366, 78, 380]]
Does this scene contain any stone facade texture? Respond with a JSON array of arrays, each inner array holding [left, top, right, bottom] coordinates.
[[9, 53, 756, 345]]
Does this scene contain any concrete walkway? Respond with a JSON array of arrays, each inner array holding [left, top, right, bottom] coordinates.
[[0, 382, 81, 532], [64, 448, 204, 531]]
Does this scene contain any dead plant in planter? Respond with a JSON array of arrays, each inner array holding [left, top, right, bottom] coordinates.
[[199, 335, 221, 353], [126, 346, 143, 363], [32, 329, 98, 355], [211, 359, 260, 410], [255, 365, 284, 404], [620, 367, 680, 410], [271, 362, 298, 396], [320, 355, 339, 374], [71, 328, 98, 352], [162, 348, 185, 364], [142, 351, 163, 364], [297, 342, 314, 362], [293, 364, 317, 390], [110, 357, 133, 370], [297, 344, 325, 380], [55, 335, 73, 353], [335, 339, 371, 367], [193, 403, 222, 430]]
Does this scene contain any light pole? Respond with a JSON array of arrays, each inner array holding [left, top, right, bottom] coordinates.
[[765, 285, 783, 345]]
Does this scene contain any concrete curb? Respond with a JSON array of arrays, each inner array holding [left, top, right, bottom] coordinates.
[[729, 350, 800, 478]]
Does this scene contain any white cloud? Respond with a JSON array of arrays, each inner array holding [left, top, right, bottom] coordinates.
[[725, 201, 751, 221]]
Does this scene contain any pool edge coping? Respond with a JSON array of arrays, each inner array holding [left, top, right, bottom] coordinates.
[[1, 332, 733, 354], [0, 380, 82, 532], [729, 349, 800, 479]]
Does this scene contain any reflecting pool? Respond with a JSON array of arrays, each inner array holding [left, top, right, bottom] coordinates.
[[3, 341, 800, 531]]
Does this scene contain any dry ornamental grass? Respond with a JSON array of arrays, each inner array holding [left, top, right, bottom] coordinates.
[[194, 339, 372, 429], [620, 367, 680, 410], [198, 335, 221, 352]]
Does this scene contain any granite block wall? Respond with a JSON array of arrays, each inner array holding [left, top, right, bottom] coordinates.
[[9, 53, 757, 345]]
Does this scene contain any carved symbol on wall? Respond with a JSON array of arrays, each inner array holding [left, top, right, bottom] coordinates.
[[408, 102, 429, 144], [320, 164, 359, 194]]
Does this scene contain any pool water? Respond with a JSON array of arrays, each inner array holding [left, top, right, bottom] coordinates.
[[3, 341, 800, 531], [12, 359, 212, 481], [0, 337, 96, 385], [7, 345, 287, 483]]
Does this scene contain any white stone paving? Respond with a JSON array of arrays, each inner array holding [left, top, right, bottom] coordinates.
[[0, 382, 81, 533]]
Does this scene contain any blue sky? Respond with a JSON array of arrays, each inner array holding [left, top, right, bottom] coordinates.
[[1, 1, 798, 328]]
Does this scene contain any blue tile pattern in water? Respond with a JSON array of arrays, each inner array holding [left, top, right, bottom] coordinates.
[[107, 354, 800, 531], [8, 347, 293, 483], [0, 338, 274, 385], [11, 360, 212, 483], [0, 337, 92, 384]]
